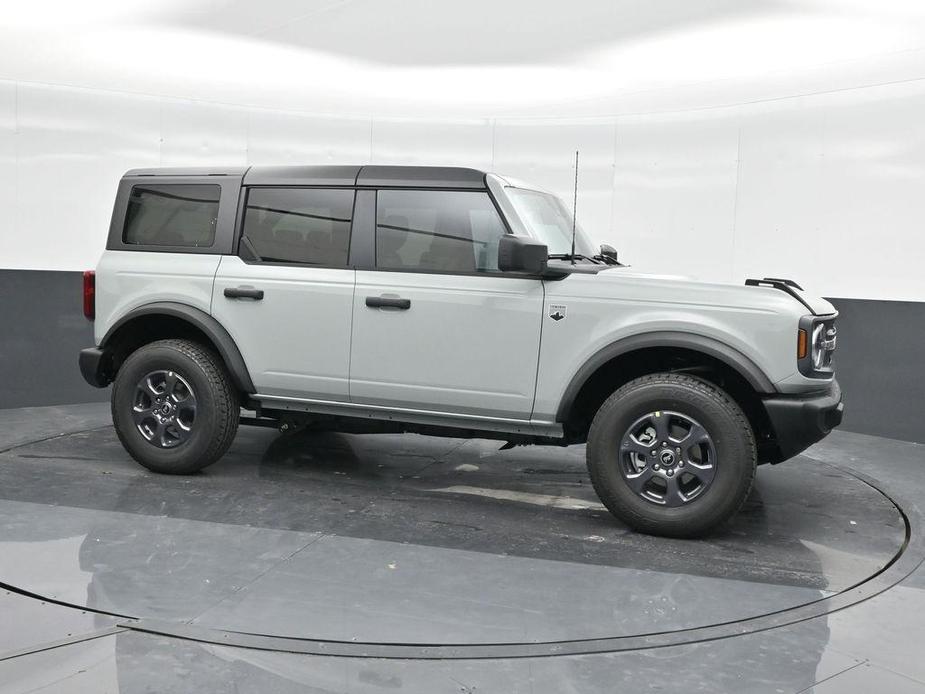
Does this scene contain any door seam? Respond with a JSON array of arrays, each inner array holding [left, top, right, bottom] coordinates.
[[346, 269, 358, 402], [529, 281, 547, 421]]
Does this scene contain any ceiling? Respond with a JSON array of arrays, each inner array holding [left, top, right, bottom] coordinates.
[[155, 0, 771, 66], [2, 0, 925, 117]]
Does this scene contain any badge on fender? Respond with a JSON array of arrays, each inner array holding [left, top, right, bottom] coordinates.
[[549, 304, 567, 322]]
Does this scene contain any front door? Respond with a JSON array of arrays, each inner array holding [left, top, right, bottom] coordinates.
[[212, 187, 357, 400], [349, 188, 545, 419]]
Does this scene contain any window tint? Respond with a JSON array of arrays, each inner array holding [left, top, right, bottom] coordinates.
[[242, 188, 354, 266], [123, 184, 220, 247], [376, 190, 507, 273]]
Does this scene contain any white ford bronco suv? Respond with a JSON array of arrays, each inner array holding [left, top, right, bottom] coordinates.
[[79, 165, 843, 537]]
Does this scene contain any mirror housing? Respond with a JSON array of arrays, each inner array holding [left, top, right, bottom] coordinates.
[[599, 244, 619, 264], [498, 234, 548, 275]]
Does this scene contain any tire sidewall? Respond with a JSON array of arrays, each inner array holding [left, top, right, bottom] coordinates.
[[112, 343, 221, 472], [588, 378, 754, 532]]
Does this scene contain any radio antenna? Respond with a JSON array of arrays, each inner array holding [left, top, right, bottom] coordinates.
[[570, 150, 579, 265]]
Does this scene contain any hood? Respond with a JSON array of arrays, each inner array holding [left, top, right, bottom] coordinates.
[[579, 267, 836, 317]]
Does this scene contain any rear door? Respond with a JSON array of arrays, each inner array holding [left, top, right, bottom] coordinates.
[[212, 186, 356, 400], [348, 188, 545, 420]]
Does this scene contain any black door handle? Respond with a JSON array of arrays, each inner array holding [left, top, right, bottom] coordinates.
[[224, 286, 264, 300], [366, 296, 411, 310]]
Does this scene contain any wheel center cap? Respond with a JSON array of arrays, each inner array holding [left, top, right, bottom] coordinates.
[[159, 403, 173, 416], [659, 450, 676, 467]]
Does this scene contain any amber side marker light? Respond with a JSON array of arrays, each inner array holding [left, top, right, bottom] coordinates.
[[797, 328, 808, 359]]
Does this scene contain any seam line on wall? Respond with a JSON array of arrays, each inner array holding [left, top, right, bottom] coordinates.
[[3, 67, 925, 122]]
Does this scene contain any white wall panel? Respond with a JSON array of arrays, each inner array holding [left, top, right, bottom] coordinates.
[[492, 119, 616, 249], [0, 84, 15, 267], [12, 85, 161, 271], [732, 82, 925, 302], [246, 110, 371, 165], [612, 111, 740, 281], [733, 97, 830, 297], [370, 119, 493, 170], [159, 100, 247, 167], [810, 83, 925, 302]]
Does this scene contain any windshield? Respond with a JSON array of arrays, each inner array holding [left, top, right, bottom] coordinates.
[[505, 187, 597, 258]]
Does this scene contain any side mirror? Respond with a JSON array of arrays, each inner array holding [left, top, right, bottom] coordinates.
[[599, 244, 619, 264], [498, 234, 548, 274]]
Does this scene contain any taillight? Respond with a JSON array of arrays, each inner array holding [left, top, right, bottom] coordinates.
[[83, 271, 95, 320]]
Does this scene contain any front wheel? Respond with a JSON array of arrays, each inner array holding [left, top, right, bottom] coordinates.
[[111, 339, 239, 474], [586, 373, 756, 538]]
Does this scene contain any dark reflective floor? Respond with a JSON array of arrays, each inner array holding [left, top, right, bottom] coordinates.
[[1, 421, 904, 585], [0, 404, 923, 693]]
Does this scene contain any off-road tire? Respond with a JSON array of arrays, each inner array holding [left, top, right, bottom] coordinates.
[[111, 339, 239, 474], [587, 373, 756, 538]]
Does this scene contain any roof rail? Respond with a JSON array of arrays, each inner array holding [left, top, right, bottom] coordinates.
[[744, 277, 815, 314]]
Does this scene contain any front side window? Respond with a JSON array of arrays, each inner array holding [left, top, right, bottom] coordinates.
[[242, 188, 354, 266], [123, 184, 220, 247], [376, 190, 507, 273]]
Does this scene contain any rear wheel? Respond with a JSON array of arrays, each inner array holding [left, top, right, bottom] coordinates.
[[111, 339, 239, 474], [586, 373, 756, 537]]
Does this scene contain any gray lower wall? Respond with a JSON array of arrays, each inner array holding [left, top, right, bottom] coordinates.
[[825, 297, 924, 444], [0, 270, 109, 409], [0, 270, 921, 443]]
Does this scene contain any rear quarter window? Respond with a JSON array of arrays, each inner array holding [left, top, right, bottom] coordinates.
[[123, 184, 221, 247]]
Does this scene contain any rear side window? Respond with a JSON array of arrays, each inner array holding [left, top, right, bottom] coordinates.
[[376, 190, 507, 273], [123, 184, 221, 247], [242, 188, 354, 266]]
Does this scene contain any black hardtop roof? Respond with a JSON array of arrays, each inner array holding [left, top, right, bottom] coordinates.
[[123, 165, 488, 189]]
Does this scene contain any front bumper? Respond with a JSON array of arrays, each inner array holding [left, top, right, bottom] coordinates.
[[763, 379, 843, 463], [79, 347, 111, 388]]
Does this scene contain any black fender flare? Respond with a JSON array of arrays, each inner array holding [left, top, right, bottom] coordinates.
[[555, 331, 777, 423], [102, 302, 256, 394]]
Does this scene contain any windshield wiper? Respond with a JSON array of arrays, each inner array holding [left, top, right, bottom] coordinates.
[[548, 253, 601, 264]]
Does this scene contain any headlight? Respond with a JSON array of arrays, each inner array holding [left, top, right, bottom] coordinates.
[[798, 316, 837, 377], [812, 323, 835, 370]]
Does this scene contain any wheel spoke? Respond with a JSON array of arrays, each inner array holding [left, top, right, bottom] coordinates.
[[684, 460, 716, 488], [621, 436, 653, 458], [662, 474, 686, 507], [651, 412, 671, 441], [170, 420, 192, 443], [164, 371, 179, 398], [679, 422, 710, 446], [624, 466, 656, 494], [144, 376, 161, 398], [131, 405, 153, 425], [179, 390, 197, 411], [151, 421, 169, 448]]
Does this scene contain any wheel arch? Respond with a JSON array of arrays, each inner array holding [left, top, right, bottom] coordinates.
[[101, 302, 256, 394], [556, 331, 778, 453]]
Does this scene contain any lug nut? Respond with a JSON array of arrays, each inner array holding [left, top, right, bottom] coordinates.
[[650, 450, 656, 456], [661, 442, 667, 447], [667, 470, 674, 477], [676, 447, 681, 453], [653, 464, 660, 470], [679, 461, 685, 468]]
